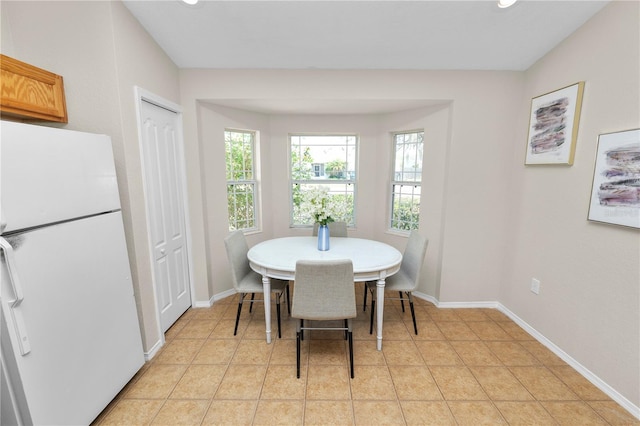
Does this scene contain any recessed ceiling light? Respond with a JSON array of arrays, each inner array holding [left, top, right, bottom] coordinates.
[[182, 0, 198, 5], [497, 0, 517, 8]]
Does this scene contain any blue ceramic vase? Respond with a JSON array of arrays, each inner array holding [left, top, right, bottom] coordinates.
[[317, 224, 330, 251]]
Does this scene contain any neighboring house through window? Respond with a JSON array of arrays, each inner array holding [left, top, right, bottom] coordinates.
[[225, 129, 258, 231], [312, 163, 325, 177], [390, 130, 424, 231], [290, 134, 357, 227]]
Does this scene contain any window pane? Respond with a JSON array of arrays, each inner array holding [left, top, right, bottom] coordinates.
[[394, 133, 422, 182], [225, 129, 257, 231], [227, 183, 255, 231], [391, 130, 423, 231], [290, 135, 356, 181], [290, 134, 357, 226], [225, 130, 254, 180], [391, 184, 420, 231]]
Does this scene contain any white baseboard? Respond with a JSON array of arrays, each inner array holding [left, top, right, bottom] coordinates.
[[143, 338, 162, 362], [192, 299, 213, 308], [193, 288, 236, 308], [213, 288, 236, 302], [412, 292, 640, 420]]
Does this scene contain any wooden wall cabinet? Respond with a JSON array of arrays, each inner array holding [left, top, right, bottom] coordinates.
[[1, 54, 68, 123]]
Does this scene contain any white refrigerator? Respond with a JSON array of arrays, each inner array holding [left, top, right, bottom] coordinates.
[[0, 121, 145, 425]]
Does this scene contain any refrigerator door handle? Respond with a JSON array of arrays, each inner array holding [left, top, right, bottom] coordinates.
[[0, 237, 32, 355], [0, 207, 6, 233]]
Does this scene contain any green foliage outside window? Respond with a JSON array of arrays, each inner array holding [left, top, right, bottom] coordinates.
[[226, 130, 256, 231], [391, 198, 420, 231], [390, 131, 423, 231], [227, 184, 255, 231], [291, 146, 314, 180], [325, 159, 346, 178]]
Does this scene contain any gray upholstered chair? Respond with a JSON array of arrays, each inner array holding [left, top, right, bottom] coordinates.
[[224, 230, 289, 338], [365, 230, 428, 335], [291, 259, 357, 379], [312, 221, 348, 237]]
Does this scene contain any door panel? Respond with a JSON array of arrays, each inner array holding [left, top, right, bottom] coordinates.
[[140, 100, 191, 332]]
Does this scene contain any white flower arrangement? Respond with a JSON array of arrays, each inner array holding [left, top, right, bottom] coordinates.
[[307, 187, 335, 226]]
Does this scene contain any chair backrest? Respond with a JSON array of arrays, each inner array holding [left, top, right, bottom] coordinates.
[[291, 259, 356, 321], [224, 230, 251, 291], [400, 230, 429, 289], [312, 221, 348, 237]]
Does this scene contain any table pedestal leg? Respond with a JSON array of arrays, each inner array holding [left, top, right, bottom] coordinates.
[[262, 275, 272, 344], [376, 278, 385, 350]]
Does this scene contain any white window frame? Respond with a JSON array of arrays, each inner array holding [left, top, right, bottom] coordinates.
[[225, 129, 260, 232], [289, 133, 358, 227], [389, 130, 424, 232]]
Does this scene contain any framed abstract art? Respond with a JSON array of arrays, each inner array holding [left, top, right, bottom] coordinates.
[[588, 128, 640, 229], [525, 82, 585, 165]]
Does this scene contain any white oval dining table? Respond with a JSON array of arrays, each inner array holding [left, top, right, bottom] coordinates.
[[247, 236, 402, 350]]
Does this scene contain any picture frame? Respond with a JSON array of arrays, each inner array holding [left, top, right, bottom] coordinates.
[[525, 82, 585, 165], [587, 128, 640, 229]]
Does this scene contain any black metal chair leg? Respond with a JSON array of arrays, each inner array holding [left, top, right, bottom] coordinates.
[[348, 331, 354, 379], [406, 292, 417, 335], [286, 284, 291, 315], [369, 299, 375, 334], [276, 298, 282, 338], [399, 291, 405, 312], [344, 319, 348, 340], [300, 319, 304, 341], [296, 331, 301, 378], [234, 297, 244, 336], [363, 285, 368, 311], [409, 299, 418, 335], [249, 293, 255, 313]]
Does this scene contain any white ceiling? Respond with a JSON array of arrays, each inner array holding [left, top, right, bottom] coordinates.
[[122, 0, 609, 114], [123, 0, 609, 71]]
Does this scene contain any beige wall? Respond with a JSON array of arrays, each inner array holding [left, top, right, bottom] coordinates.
[[1, 1, 181, 354], [180, 70, 522, 308], [504, 1, 639, 408]]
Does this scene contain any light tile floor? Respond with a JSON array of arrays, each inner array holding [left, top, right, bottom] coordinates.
[[94, 283, 638, 425]]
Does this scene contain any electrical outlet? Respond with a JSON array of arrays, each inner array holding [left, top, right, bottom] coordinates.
[[531, 278, 540, 295]]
